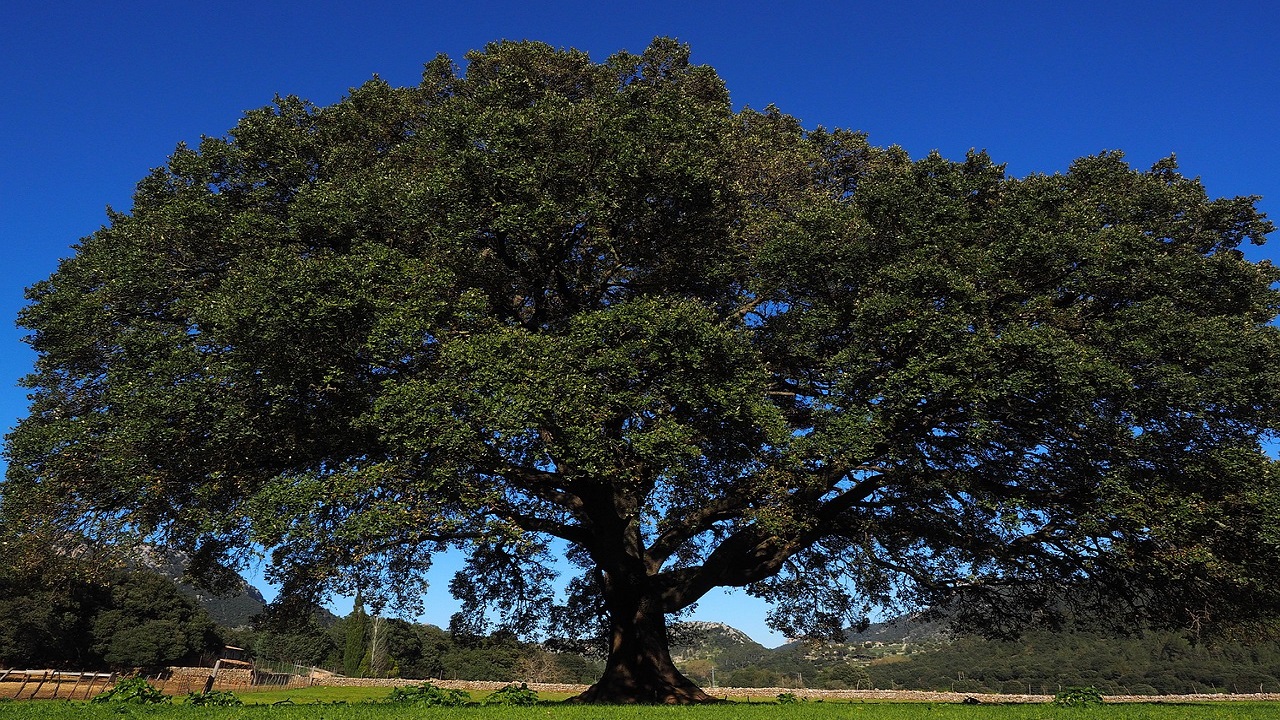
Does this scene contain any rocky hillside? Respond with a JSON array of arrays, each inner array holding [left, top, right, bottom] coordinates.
[[670, 621, 770, 663], [133, 546, 268, 628]]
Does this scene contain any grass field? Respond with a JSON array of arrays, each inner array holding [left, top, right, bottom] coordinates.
[[6, 698, 1280, 720], [201, 685, 578, 705]]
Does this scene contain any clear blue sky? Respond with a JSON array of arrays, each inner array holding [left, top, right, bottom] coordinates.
[[2, 1, 1278, 647]]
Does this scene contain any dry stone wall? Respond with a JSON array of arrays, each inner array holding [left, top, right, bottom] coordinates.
[[158, 668, 1280, 703]]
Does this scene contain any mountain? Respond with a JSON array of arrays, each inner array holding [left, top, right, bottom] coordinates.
[[132, 546, 268, 628], [669, 621, 772, 669], [842, 614, 947, 645], [773, 615, 948, 666], [671, 621, 766, 654]]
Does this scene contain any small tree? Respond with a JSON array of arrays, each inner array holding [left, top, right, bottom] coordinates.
[[514, 649, 565, 683], [343, 594, 367, 677]]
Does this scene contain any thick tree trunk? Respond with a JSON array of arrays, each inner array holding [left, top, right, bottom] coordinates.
[[572, 595, 719, 704]]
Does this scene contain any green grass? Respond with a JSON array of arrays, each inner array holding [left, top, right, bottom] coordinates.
[[234, 685, 399, 705], [233, 685, 580, 705], [5, 699, 1280, 720]]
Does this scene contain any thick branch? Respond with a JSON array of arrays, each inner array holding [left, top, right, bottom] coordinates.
[[652, 466, 890, 612], [656, 525, 803, 612], [490, 500, 593, 547], [645, 494, 748, 567], [812, 471, 890, 521], [502, 463, 587, 513]]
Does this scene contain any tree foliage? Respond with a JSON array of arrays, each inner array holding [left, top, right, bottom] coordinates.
[[0, 551, 222, 670], [343, 595, 368, 677], [4, 37, 1279, 701]]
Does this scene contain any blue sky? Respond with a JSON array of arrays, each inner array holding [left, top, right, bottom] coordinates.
[[2, 1, 1278, 647]]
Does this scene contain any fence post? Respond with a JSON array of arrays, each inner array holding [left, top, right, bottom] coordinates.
[[84, 673, 102, 700], [14, 671, 32, 699], [27, 671, 50, 700], [49, 671, 65, 699]]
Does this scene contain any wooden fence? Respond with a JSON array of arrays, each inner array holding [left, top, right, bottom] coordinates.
[[0, 665, 313, 700], [0, 670, 116, 700]]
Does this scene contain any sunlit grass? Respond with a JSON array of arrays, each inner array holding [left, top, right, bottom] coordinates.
[[7, 698, 1280, 720]]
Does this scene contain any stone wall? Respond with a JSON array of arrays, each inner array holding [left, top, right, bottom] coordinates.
[[162, 666, 308, 692]]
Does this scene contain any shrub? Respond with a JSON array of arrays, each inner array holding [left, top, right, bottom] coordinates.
[[483, 682, 539, 706], [1052, 686, 1104, 707], [91, 676, 169, 704], [184, 690, 243, 706], [776, 692, 802, 704], [386, 682, 472, 706]]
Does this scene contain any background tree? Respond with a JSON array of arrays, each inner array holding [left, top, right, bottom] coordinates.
[[816, 662, 871, 690], [0, 547, 222, 670], [4, 38, 1280, 702], [342, 594, 368, 677], [251, 612, 337, 668], [89, 570, 221, 669], [0, 547, 109, 668]]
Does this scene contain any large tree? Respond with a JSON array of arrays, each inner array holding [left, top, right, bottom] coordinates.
[[5, 39, 1280, 702]]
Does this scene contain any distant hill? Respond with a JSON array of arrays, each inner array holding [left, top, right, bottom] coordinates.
[[770, 615, 946, 668], [668, 616, 948, 671], [132, 546, 268, 628], [670, 621, 769, 660]]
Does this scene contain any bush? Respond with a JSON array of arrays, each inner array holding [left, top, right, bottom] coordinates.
[[776, 692, 802, 704], [1052, 686, 1104, 707], [483, 682, 539, 706], [184, 690, 243, 706], [91, 676, 169, 704], [386, 682, 472, 706]]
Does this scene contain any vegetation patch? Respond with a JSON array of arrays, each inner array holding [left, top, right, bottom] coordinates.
[[1054, 686, 1105, 707], [482, 683, 541, 706], [90, 676, 169, 704], [386, 681, 472, 706], [183, 689, 243, 706]]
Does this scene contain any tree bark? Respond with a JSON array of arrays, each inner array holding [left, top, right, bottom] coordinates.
[[572, 594, 719, 704]]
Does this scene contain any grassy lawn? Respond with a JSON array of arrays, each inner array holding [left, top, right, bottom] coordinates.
[[233, 685, 581, 705], [6, 699, 1280, 720]]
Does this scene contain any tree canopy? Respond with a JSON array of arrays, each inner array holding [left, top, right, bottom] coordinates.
[[5, 38, 1280, 702], [0, 553, 221, 670]]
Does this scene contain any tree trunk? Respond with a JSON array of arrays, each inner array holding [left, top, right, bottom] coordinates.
[[572, 595, 719, 704]]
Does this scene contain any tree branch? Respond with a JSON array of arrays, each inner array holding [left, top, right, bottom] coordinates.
[[502, 463, 586, 513], [645, 494, 748, 567]]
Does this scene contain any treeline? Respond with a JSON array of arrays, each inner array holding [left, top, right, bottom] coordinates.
[[239, 603, 602, 683], [668, 622, 1280, 694], [0, 558, 600, 683], [862, 630, 1280, 695], [667, 623, 877, 689], [0, 562, 221, 669]]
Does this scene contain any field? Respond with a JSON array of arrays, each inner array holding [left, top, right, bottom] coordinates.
[[6, 695, 1280, 720]]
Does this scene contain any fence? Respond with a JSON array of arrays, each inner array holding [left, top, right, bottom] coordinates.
[[0, 664, 316, 701], [158, 666, 313, 694], [0, 670, 117, 700]]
